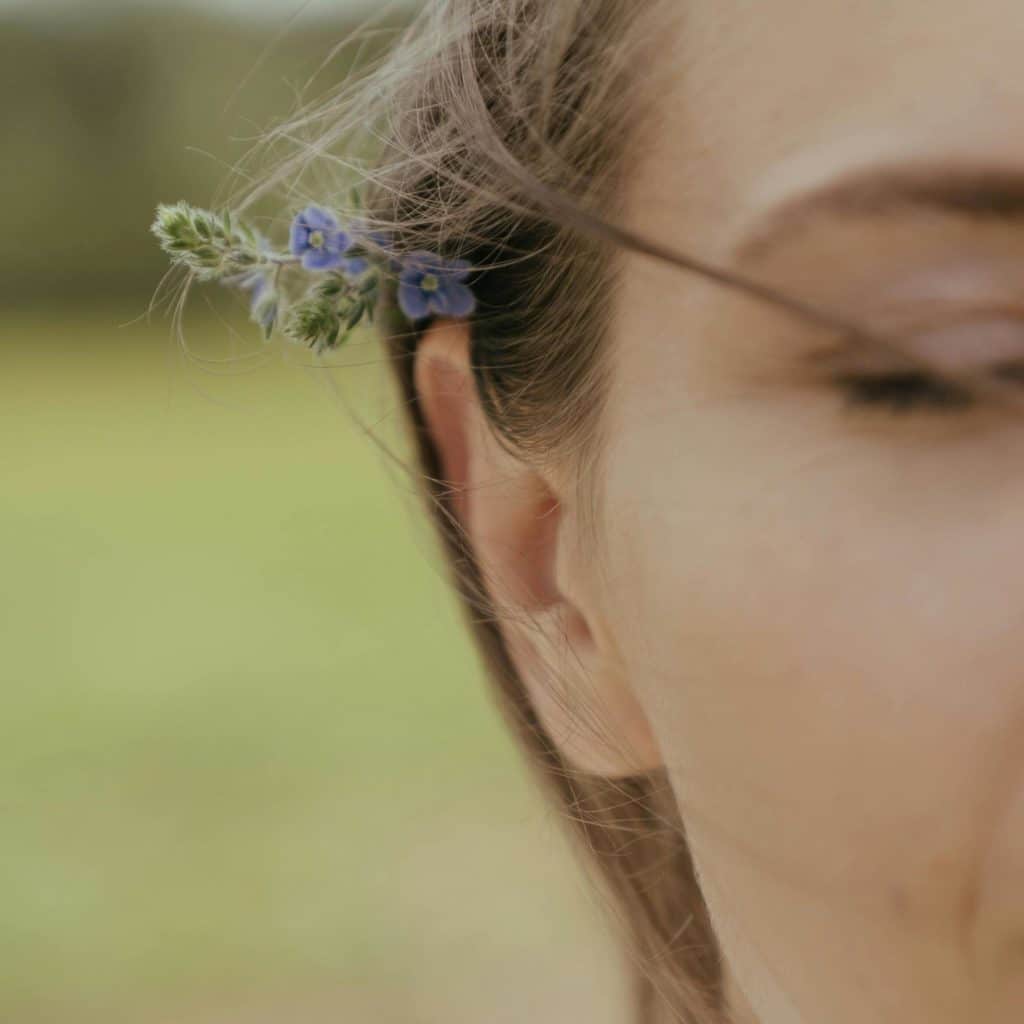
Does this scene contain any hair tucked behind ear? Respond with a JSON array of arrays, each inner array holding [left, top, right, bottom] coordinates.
[[236, 3, 727, 1021]]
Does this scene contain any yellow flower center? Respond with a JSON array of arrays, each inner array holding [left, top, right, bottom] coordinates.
[[421, 273, 440, 292], [309, 230, 325, 249]]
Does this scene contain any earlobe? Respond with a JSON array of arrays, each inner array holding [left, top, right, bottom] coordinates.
[[414, 319, 663, 778]]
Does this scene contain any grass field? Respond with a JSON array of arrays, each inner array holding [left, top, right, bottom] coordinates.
[[0, 306, 625, 1024]]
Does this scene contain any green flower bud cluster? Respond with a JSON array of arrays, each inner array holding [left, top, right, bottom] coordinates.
[[151, 202, 264, 282], [283, 275, 381, 354], [150, 200, 386, 352]]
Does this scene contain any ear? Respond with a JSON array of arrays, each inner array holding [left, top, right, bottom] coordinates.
[[414, 318, 662, 778]]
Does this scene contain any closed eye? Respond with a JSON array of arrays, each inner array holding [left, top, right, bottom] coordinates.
[[833, 369, 974, 412], [812, 313, 1024, 415]]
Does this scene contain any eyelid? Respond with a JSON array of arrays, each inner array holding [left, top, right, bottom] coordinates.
[[810, 310, 1024, 379], [897, 318, 1024, 373]]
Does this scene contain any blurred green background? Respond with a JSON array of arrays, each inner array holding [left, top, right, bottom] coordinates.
[[1, 3, 624, 1022]]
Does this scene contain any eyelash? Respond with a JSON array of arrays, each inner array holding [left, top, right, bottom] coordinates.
[[832, 369, 975, 413], [811, 313, 1024, 415]]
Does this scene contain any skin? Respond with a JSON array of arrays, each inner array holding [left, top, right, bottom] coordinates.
[[415, 3, 1024, 1021]]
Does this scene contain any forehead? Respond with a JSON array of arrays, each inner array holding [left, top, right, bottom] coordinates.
[[635, 0, 1024, 263]]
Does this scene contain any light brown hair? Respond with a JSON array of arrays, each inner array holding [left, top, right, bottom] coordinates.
[[238, 2, 726, 1020], [221, 4, 1024, 1021]]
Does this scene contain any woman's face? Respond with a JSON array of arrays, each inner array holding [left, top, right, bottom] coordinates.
[[597, 3, 1024, 1021]]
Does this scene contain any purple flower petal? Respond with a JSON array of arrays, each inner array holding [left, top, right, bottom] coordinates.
[[398, 281, 430, 320], [301, 206, 339, 232], [302, 246, 344, 271], [289, 221, 309, 257], [427, 282, 473, 318], [398, 263, 425, 288], [441, 281, 476, 317]]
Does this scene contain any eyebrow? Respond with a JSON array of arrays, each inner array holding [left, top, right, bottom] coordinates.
[[732, 163, 1024, 266]]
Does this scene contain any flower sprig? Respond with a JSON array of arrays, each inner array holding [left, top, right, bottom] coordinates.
[[151, 199, 476, 352]]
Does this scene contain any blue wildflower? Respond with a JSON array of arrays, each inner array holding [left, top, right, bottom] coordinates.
[[397, 251, 476, 320], [289, 206, 352, 271]]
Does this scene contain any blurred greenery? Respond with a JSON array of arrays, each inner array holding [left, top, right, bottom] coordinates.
[[2, 6, 624, 1023], [0, 4, 402, 306], [0, 308, 624, 1023]]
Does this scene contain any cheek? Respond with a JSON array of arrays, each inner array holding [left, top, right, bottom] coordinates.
[[600, 396, 1024, 1017]]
